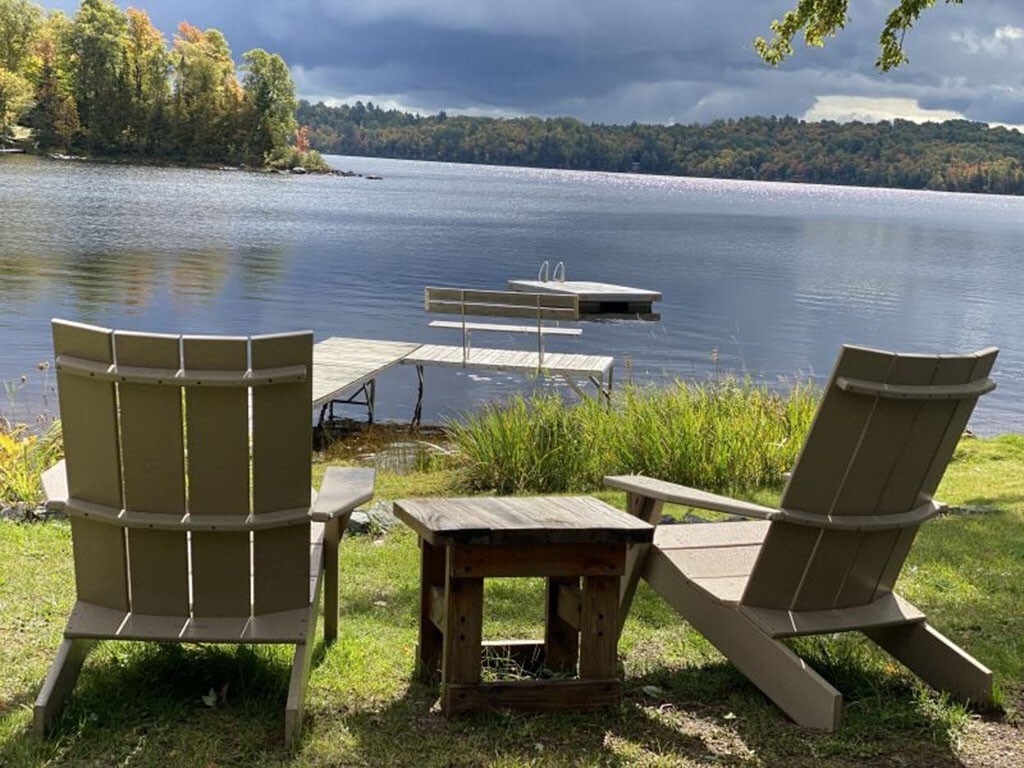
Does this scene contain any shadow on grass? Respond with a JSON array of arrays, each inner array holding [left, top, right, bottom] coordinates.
[[0, 631, 997, 767], [622, 641, 982, 768], [322, 645, 985, 768], [0, 639, 331, 765]]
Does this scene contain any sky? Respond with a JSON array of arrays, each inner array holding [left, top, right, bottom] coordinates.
[[45, 0, 1024, 128]]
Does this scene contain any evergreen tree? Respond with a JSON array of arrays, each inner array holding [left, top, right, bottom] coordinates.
[[241, 49, 296, 165], [69, 0, 129, 152]]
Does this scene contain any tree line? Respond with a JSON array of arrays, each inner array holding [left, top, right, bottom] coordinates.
[[0, 0, 311, 167], [298, 100, 1024, 196]]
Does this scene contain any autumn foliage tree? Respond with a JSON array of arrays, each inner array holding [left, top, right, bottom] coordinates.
[[172, 23, 245, 161], [2, 0, 303, 164], [124, 8, 169, 153]]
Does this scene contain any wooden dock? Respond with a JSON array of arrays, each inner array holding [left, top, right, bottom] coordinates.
[[313, 337, 614, 426], [507, 280, 661, 319], [313, 337, 421, 422]]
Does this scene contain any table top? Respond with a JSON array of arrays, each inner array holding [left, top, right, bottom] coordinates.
[[393, 496, 654, 546]]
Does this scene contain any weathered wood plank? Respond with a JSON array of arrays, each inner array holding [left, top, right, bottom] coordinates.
[[579, 576, 619, 679], [395, 496, 653, 547], [545, 578, 580, 673], [441, 570, 484, 716], [417, 540, 446, 684], [450, 542, 624, 578]]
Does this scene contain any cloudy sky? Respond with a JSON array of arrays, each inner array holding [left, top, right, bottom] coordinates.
[[47, 0, 1024, 127]]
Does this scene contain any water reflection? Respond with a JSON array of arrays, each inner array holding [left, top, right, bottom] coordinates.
[[1, 153, 1021, 432]]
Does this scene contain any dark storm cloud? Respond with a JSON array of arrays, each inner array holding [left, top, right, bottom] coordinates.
[[44, 1, 1024, 126]]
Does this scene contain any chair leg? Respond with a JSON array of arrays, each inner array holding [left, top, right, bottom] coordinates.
[[323, 516, 344, 644], [645, 553, 843, 730], [865, 621, 995, 707], [284, 638, 316, 748], [286, 562, 326, 746], [34, 638, 94, 737]]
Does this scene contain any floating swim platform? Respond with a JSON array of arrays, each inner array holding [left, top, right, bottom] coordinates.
[[506, 279, 661, 320]]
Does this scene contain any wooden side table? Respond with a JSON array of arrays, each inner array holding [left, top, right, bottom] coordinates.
[[394, 496, 654, 715]]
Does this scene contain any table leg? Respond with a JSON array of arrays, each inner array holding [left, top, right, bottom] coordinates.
[[415, 540, 446, 683], [579, 575, 619, 680], [441, 548, 483, 715], [545, 576, 580, 674]]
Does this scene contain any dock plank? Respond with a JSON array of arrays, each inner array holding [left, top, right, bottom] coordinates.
[[312, 337, 422, 407]]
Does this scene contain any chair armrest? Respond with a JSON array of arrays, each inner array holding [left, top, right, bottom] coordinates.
[[603, 474, 779, 521], [311, 467, 376, 522], [41, 459, 68, 511]]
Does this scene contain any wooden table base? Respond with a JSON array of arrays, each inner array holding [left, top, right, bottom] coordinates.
[[415, 540, 624, 715]]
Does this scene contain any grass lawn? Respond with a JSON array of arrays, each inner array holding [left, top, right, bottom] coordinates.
[[0, 434, 1021, 767]]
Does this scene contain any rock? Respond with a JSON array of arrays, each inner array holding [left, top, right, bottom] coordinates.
[[1, 503, 65, 523], [290, 166, 307, 174], [346, 501, 400, 535], [347, 510, 372, 535]]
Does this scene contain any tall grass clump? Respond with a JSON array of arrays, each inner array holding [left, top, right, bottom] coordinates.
[[447, 393, 612, 494], [0, 419, 62, 506], [448, 378, 819, 494]]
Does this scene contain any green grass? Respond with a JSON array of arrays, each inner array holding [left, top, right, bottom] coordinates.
[[448, 380, 818, 494], [0, 435, 1020, 766]]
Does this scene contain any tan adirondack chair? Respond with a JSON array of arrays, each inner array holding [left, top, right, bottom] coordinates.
[[606, 344, 998, 731], [35, 320, 375, 745]]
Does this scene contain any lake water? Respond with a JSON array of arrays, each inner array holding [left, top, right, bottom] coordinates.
[[1, 153, 1021, 432]]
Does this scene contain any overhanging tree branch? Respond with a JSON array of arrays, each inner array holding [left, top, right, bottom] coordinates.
[[754, 0, 965, 71]]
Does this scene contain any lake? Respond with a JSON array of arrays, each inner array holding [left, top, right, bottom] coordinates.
[[1, 153, 1021, 432]]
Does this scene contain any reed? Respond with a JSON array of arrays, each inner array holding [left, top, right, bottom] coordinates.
[[448, 378, 819, 494]]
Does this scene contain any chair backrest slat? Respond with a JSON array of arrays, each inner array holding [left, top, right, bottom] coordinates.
[[872, 350, 997, 596], [114, 330, 189, 616], [53, 320, 315, 620], [251, 332, 313, 616], [53, 320, 128, 611], [184, 336, 252, 617], [741, 345, 997, 611]]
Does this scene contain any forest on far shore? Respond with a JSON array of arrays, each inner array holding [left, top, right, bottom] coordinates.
[[298, 100, 1024, 196]]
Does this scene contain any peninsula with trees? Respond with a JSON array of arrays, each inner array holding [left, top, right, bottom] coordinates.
[[0, 0, 324, 171]]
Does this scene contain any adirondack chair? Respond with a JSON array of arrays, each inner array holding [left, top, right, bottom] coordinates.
[[35, 320, 375, 745], [605, 344, 998, 730]]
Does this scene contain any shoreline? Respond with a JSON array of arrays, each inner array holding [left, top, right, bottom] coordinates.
[[5, 147, 375, 178]]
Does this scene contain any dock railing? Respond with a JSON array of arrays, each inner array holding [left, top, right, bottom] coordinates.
[[424, 287, 580, 366]]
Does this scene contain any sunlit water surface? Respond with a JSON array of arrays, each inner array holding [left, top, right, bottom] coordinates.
[[1, 154, 1021, 432]]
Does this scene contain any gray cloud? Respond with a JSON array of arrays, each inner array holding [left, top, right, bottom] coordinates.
[[44, 1, 1024, 126]]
